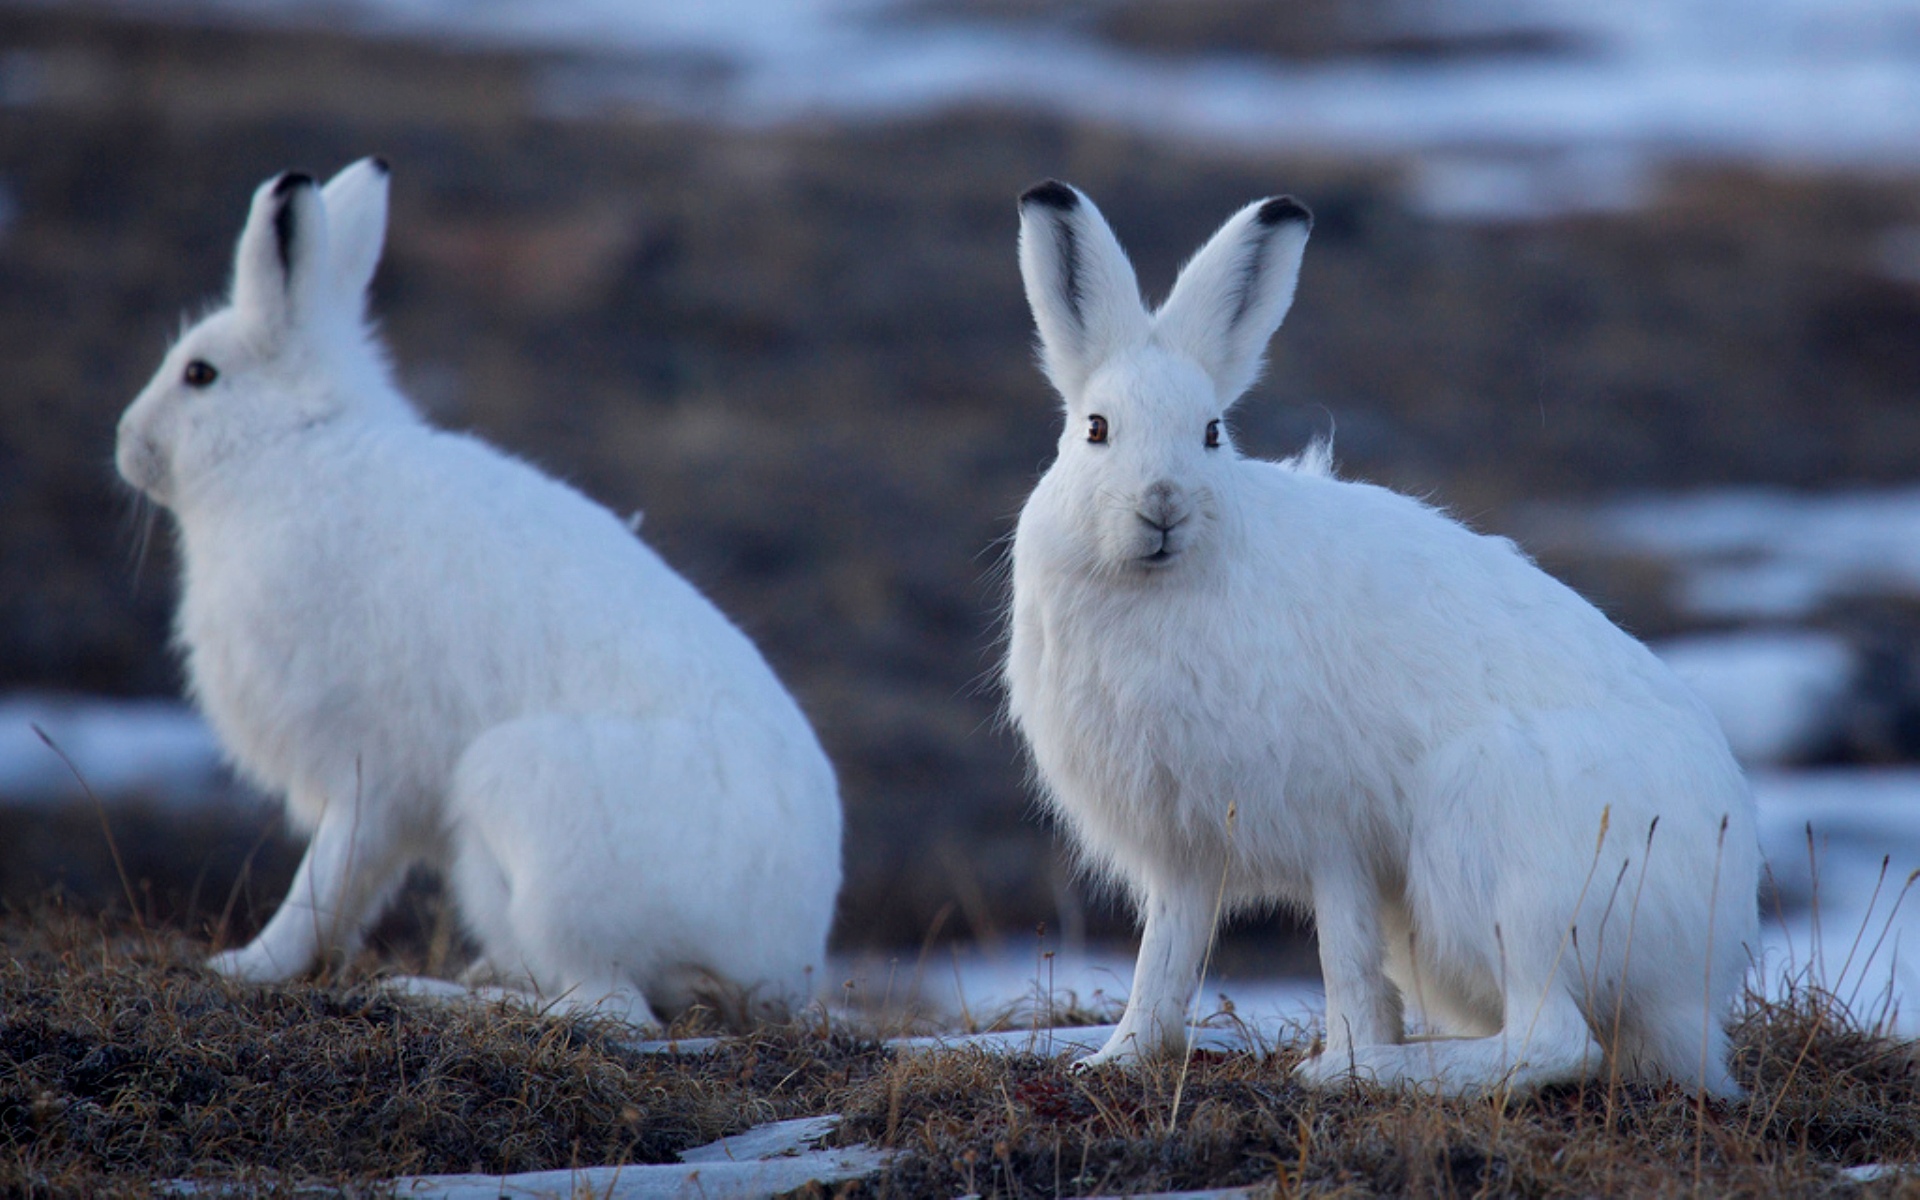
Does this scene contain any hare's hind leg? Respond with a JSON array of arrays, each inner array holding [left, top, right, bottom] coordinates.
[[447, 716, 667, 1029], [1299, 987, 1603, 1096], [448, 712, 816, 1031], [1301, 861, 1601, 1095], [1611, 1001, 1741, 1098], [1382, 892, 1501, 1038]]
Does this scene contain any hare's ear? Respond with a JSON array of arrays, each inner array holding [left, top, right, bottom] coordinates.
[[1153, 196, 1312, 404], [231, 171, 330, 331], [1018, 181, 1150, 399], [319, 157, 390, 315]]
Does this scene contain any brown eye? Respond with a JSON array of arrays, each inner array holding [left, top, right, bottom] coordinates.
[[1087, 414, 1108, 444], [182, 360, 218, 388], [1205, 419, 1222, 449]]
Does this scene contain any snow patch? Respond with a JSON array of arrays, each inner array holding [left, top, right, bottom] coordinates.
[[1753, 769, 1920, 1034], [1655, 630, 1856, 765], [840, 941, 1324, 1035], [0, 693, 228, 808], [384, 1117, 890, 1199], [1408, 147, 1653, 223], [1546, 486, 1920, 620]]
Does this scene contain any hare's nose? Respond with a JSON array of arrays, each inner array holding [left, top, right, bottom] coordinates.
[[1138, 481, 1188, 532]]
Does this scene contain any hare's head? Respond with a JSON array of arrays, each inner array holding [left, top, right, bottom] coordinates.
[[117, 159, 403, 507], [1017, 181, 1310, 575]]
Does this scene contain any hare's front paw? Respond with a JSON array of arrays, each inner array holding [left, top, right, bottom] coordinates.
[[1071, 1026, 1153, 1072], [207, 942, 301, 983], [1070, 1047, 1128, 1073]]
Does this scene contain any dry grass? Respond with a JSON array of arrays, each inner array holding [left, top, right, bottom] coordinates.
[[2, 907, 1915, 1197], [838, 983, 1920, 1198], [0, 909, 888, 1196]]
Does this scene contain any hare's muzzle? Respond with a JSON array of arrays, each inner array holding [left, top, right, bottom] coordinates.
[[1134, 480, 1192, 565], [114, 417, 166, 500], [1140, 479, 1193, 529]]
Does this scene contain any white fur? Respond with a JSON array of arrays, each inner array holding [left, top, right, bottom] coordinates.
[[1005, 181, 1759, 1096], [116, 161, 842, 1026]]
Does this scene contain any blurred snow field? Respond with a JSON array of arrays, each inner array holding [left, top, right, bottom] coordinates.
[[1654, 631, 1857, 767], [0, 693, 226, 808], [1751, 770, 1920, 1036], [1556, 486, 1920, 622], [79, 0, 1920, 215]]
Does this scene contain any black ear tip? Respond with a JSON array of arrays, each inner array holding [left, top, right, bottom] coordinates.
[[370, 156, 391, 175], [1020, 180, 1079, 212], [272, 171, 316, 197], [1257, 195, 1312, 229]]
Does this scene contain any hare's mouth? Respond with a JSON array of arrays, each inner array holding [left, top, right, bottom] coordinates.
[[1133, 509, 1188, 568], [1137, 533, 1182, 567]]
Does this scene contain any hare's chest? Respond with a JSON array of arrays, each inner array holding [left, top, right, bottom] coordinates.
[[177, 591, 307, 796], [1015, 588, 1285, 824], [174, 518, 371, 774]]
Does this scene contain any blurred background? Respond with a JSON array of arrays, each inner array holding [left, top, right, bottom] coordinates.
[[2, 0, 1918, 1027]]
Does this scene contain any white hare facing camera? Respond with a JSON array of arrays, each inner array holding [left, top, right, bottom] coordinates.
[[116, 160, 843, 1027], [1004, 180, 1759, 1095]]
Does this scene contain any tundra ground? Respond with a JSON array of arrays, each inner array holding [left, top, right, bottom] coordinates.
[[1, 908, 1915, 1197]]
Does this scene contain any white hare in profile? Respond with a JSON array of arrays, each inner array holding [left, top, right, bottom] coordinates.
[[1004, 180, 1758, 1095], [116, 159, 842, 1026]]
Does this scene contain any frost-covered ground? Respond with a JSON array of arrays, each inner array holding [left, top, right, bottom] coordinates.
[[47, 0, 1920, 220]]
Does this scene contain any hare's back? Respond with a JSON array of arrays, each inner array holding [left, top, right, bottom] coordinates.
[[411, 428, 786, 682], [206, 424, 790, 729], [1241, 462, 1710, 726]]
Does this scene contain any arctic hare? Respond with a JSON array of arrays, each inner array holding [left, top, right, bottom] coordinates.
[[1004, 180, 1758, 1095], [116, 160, 842, 1026]]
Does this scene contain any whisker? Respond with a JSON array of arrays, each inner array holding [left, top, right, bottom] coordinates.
[[119, 486, 162, 591]]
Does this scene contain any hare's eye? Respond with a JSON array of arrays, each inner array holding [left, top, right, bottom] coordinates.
[[182, 360, 219, 388], [1087, 414, 1109, 444], [1205, 419, 1222, 449]]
